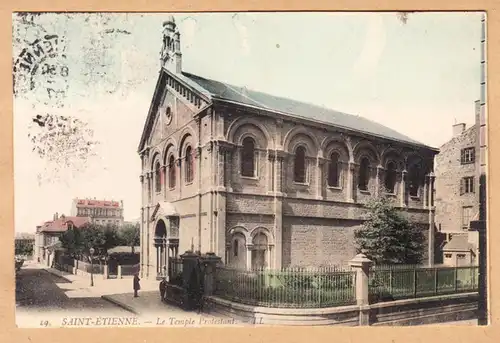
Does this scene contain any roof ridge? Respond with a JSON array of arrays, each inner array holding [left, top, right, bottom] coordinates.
[[181, 71, 435, 150], [184, 71, 355, 116]]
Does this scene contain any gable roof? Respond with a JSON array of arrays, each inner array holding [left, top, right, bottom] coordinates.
[[40, 216, 92, 233], [181, 71, 437, 150], [138, 68, 437, 153], [443, 234, 475, 252]]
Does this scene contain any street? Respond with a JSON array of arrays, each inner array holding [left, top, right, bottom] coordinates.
[[16, 264, 131, 327]]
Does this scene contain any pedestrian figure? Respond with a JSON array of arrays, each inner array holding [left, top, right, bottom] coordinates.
[[159, 277, 167, 302], [133, 273, 141, 298]]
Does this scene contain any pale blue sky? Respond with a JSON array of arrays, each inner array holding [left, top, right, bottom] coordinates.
[[13, 12, 483, 232]]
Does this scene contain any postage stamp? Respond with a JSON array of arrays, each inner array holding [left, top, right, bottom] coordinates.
[[13, 12, 488, 328]]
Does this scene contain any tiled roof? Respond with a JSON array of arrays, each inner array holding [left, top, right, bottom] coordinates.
[[181, 71, 434, 149], [443, 234, 474, 252], [40, 216, 92, 233], [75, 198, 121, 208]]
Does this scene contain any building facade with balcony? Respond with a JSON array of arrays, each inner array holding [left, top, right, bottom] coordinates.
[[137, 17, 440, 280], [70, 198, 124, 227]]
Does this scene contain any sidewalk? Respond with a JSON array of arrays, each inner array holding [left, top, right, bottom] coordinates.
[[102, 290, 254, 327], [38, 263, 159, 297]]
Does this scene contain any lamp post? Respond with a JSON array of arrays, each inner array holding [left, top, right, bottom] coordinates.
[[89, 247, 95, 287]]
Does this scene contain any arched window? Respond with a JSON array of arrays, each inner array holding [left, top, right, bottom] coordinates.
[[328, 152, 341, 187], [385, 161, 397, 193], [155, 162, 162, 193], [230, 233, 246, 269], [358, 157, 370, 191], [251, 232, 268, 270], [294, 146, 307, 183], [168, 155, 176, 189], [233, 239, 239, 257], [185, 146, 193, 183], [241, 137, 256, 177], [408, 163, 421, 197]]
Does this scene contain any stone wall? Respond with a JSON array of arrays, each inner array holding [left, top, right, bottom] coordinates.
[[204, 292, 478, 326]]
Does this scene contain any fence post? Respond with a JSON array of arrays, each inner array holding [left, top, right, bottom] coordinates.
[[454, 267, 458, 292], [434, 268, 438, 295], [118, 265, 122, 279], [200, 253, 222, 297], [103, 264, 109, 279], [413, 269, 418, 298], [349, 254, 373, 326]]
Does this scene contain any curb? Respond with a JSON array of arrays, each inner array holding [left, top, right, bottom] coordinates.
[[43, 268, 74, 283], [101, 295, 140, 315]]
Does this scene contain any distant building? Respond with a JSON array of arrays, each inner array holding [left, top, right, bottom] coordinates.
[[435, 101, 484, 266], [15, 232, 35, 256], [34, 213, 91, 267], [70, 198, 124, 227]]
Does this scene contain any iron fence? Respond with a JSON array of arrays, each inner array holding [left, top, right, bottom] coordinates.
[[369, 264, 479, 302], [168, 258, 183, 286], [214, 266, 356, 308]]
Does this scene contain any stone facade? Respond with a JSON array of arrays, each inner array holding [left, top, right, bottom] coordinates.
[[137, 18, 439, 280], [435, 100, 485, 265], [435, 123, 478, 233]]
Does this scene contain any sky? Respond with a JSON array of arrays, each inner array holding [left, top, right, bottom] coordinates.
[[12, 11, 483, 233]]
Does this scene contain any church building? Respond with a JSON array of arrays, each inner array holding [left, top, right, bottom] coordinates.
[[138, 17, 439, 280]]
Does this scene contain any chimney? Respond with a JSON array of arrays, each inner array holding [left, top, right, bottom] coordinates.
[[452, 123, 466, 137], [54, 212, 59, 220]]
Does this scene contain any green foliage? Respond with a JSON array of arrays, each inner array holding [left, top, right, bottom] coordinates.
[[354, 196, 425, 264], [59, 226, 85, 257], [118, 223, 140, 253], [15, 240, 34, 256], [59, 222, 121, 260]]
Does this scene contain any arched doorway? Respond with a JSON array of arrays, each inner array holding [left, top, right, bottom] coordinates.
[[154, 219, 168, 278]]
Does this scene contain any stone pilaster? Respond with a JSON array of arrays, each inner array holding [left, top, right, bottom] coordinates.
[[400, 170, 407, 208], [316, 157, 325, 200], [375, 165, 383, 197], [428, 172, 436, 266], [176, 158, 182, 199], [347, 162, 358, 202], [267, 153, 275, 192], [161, 165, 167, 200]]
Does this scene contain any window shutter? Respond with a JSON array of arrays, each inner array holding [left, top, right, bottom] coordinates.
[[460, 178, 464, 195]]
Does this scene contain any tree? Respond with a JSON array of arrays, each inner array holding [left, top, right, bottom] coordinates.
[[15, 240, 34, 256], [119, 223, 140, 253], [59, 223, 121, 261], [59, 226, 85, 258], [354, 196, 425, 264]]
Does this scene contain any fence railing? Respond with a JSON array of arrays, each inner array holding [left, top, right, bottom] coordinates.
[[369, 265, 479, 302], [214, 266, 357, 308], [76, 260, 104, 274], [168, 258, 183, 286], [120, 263, 140, 277]]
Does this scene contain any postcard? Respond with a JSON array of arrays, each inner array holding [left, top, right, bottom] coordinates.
[[13, 11, 488, 328]]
